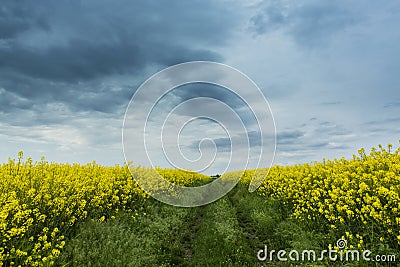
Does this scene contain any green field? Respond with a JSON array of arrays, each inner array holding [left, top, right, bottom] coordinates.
[[57, 184, 312, 266], [1, 145, 399, 266], [57, 183, 398, 266]]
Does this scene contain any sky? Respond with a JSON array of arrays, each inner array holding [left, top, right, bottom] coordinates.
[[1, 0, 399, 174]]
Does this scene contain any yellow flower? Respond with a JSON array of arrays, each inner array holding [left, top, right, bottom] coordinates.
[[52, 249, 60, 257]]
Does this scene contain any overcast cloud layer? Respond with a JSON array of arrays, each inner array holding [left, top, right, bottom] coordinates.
[[1, 0, 399, 174]]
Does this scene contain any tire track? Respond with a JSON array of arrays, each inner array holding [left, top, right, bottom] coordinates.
[[227, 186, 265, 266], [181, 206, 204, 264]]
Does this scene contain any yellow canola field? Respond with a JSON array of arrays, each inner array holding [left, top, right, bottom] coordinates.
[[2, 144, 399, 265], [0, 152, 207, 266], [227, 144, 400, 250]]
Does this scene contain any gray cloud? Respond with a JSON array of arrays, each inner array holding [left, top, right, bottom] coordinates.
[[383, 101, 400, 109], [363, 117, 400, 126], [0, 0, 50, 39], [0, 39, 220, 82], [0, 0, 240, 117], [273, 117, 354, 164], [0, 0, 232, 82], [192, 130, 263, 150], [0, 88, 32, 111], [1, 0, 399, 171], [277, 130, 304, 144], [0, 0, 244, 167], [250, 0, 361, 47], [154, 83, 248, 113], [191, 137, 231, 153], [320, 101, 342, 106]]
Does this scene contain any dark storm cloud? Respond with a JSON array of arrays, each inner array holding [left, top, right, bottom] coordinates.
[[0, 40, 142, 81], [0, 72, 129, 115], [0, 0, 232, 82], [0, 0, 240, 116], [0, 0, 49, 39], [0, 39, 220, 82], [250, 0, 360, 46]]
